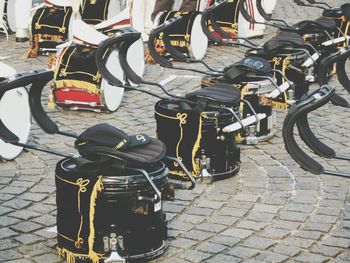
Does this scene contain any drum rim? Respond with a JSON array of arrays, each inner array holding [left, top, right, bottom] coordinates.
[[0, 87, 31, 160], [126, 38, 145, 88], [100, 49, 125, 112], [189, 13, 208, 60], [60, 158, 167, 179]]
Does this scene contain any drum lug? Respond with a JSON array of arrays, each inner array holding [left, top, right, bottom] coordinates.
[[198, 156, 212, 183], [103, 226, 125, 263], [162, 183, 175, 201]]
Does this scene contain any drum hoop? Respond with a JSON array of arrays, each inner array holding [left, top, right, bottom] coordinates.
[[60, 159, 167, 179]]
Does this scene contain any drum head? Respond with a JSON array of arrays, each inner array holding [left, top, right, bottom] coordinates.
[[262, 0, 277, 14], [190, 14, 208, 60], [0, 87, 31, 160], [6, 0, 16, 32], [126, 38, 145, 87], [101, 50, 125, 112]]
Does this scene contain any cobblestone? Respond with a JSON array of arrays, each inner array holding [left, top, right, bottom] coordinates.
[[0, 0, 349, 262]]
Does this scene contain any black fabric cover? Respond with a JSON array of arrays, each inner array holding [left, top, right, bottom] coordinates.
[[263, 34, 305, 53], [56, 158, 103, 258], [185, 83, 241, 107], [80, 0, 111, 25], [54, 44, 101, 91], [295, 17, 337, 34], [76, 124, 166, 165], [31, 5, 72, 49]]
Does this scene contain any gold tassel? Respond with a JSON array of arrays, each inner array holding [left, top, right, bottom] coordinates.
[[88, 176, 104, 263], [48, 87, 56, 110]]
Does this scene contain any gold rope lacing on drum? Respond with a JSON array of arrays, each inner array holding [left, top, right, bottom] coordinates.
[[88, 176, 104, 263], [55, 175, 90, 248], [155, 110, 201, 178], [270, 56, 289, 110]]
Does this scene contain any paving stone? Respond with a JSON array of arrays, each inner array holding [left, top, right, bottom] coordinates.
[[226, 246, 260, 259], [272, 244, 302, 257], [14, 234, 46, 245], [170, 238, 197, 249], [273, 220, 301, 230], [33, 253, 62, 263], [207, 235, 240, 247], [206, 215, 239, 226], [182, 230, 213, 241], [242, 236, 276, 250], [3, 199, 31, 210], [222, 228, 253, 239], [218, 207, 248, 217], [294, 252, 329, 263], [195, 223, 227, 233], [255, 251, 289, 263], [11, 221, 43, 233], [8, 210, 40, 220], [236, 220, 269, 231], [196, 200, 225, 209], [187, 207, 214, 216], [196, 241, 227, 254], [282, 237, 315, 249], [321, 237, 350, 248], [294, 230, 322, 240], [0, 228, 18, 239], [279, 211, 309, 222], [309, 215, 338, 224], [259, 227, 290, 239], [169, 221, 193, 232], [310, 245, 342, 257], [0, 250, 23, 261], [177, 214, 205, 225], [253, 204, 280, 214], [179, 250, 212, 263], [205, 254, 241, 263], [7, 259, 33, 263], [303, 222, 333, 232], [247, 211, 276, 222], [163, 203, 187, 213]]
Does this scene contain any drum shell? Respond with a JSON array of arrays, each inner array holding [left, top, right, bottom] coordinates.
[[56, 158, 169, 262], [246, 50, 310, 100], [155, 99, 240, 179]]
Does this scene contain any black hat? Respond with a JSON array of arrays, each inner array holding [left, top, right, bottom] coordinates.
[[75, 124, 166, 165], [75, 123, 150, 150]]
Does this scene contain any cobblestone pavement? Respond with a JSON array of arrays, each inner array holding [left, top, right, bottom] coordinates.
[[1, 0, 350, 262]]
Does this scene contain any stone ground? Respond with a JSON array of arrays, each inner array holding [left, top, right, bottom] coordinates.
[[0, 0, 350, 262]]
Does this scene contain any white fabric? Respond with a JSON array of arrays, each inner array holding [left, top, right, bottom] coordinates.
[[15, 0, 32, 33], [238, 0, 266, 39], [72, 19, 108, 46], [45, 0, 72, 7]]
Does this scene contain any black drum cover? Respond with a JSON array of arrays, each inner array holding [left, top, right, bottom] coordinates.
[[54, 44, 102, 94], [80, 0, 111, 25], [208, 0, 242, 38], [56, 158, 169, 262], [30, 5, 73, 53]]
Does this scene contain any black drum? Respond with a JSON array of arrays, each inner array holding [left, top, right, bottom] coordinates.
[[206, 0, 242, 39], [29, 4, 73, 56], [153, 11, 208, 60], [80, 0, 111, 25], [56, 158, 170, 263], [155, 99, 240, 181], [247, 49, 309, 101]]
